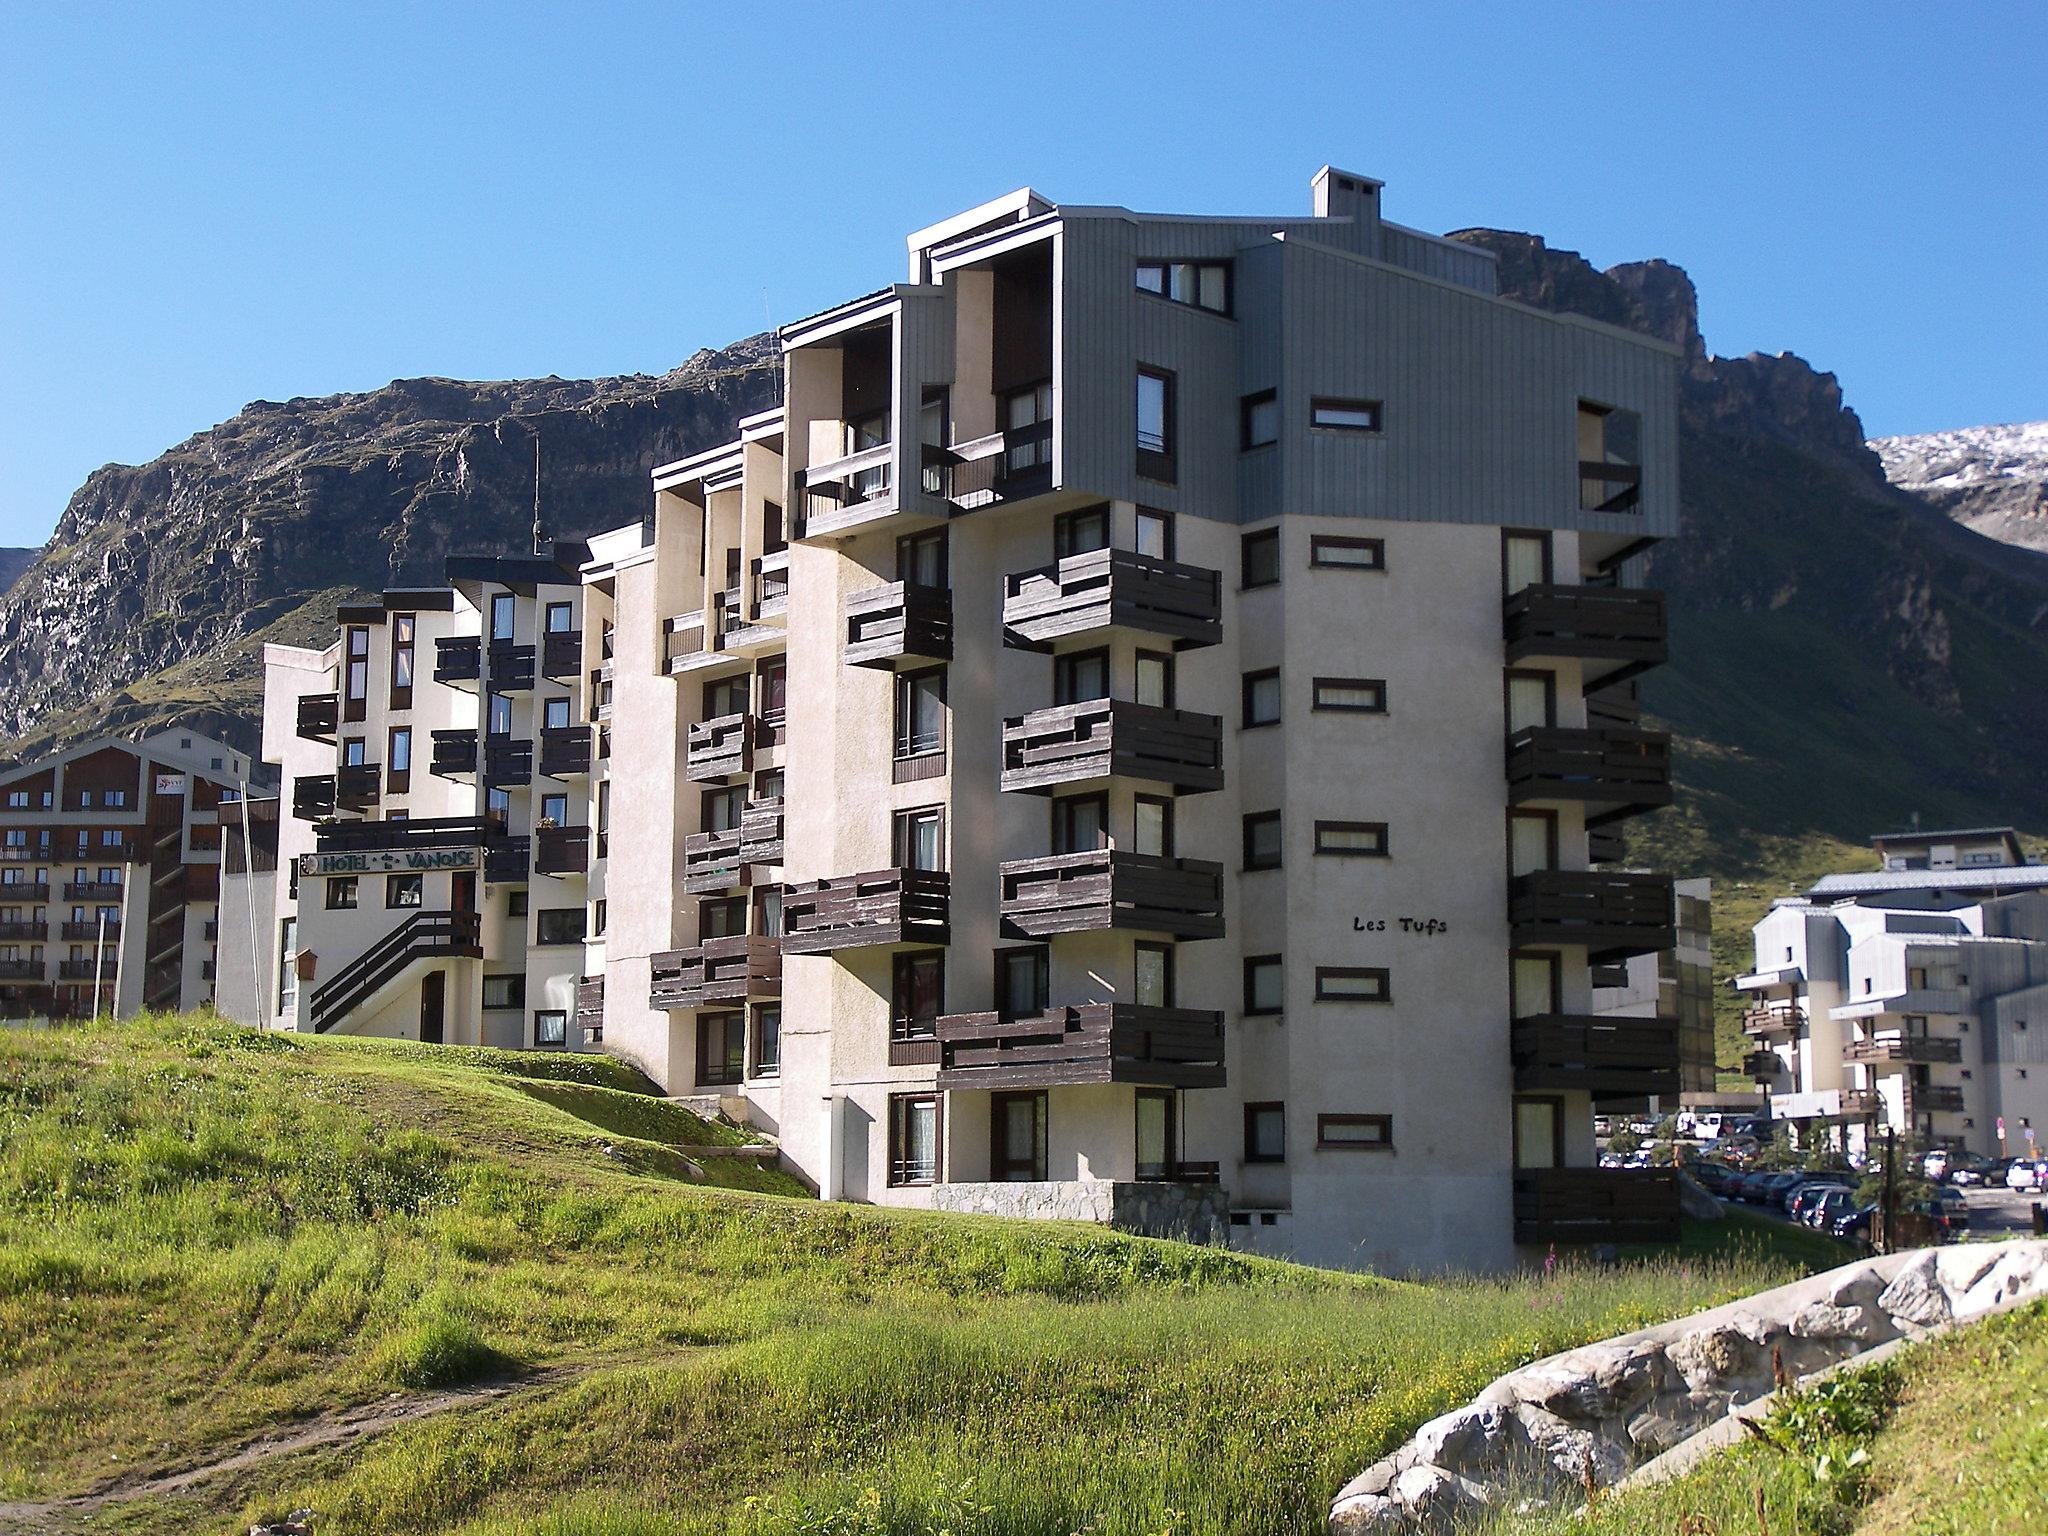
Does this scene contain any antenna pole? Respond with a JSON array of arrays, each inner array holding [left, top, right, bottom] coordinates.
[[532, 432, 544, 556]]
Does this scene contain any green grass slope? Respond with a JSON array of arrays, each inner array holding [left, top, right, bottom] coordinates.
[[0, 1016, 1823, 1536]]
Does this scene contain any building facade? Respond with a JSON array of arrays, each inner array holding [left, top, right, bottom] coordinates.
[[1739, 828, 2048, 1159], [0, 729, 253, 1019], [247, 167, 1684, 1271], [1590, 877, 1719, 1115]]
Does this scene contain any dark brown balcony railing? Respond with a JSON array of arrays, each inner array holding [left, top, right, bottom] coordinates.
[[434, 634, 481, 685], [1505, 727, 1671, 823], [60, 920, 119, 942], [533, 826, 590, 877], [0, 920, 44, 941], [940, 422, 1054, 509], [58, 959, 112, 981], [739, 797, 784, 866], [1742, 1000, 1806, 1036], [293, 774, 337, 821], [296, 692, 339, 742], [430, 729, 479, 778], [1908, 1084, 1965, 1113], [999, 850, 1224, 941], [1579, 460, 1642, 513], [1837, 1088, 1881, 1117], [538, 725, 593, 779], [0, 958, 42, 981], [541, 630, 583, 680], [682, 828, 747, 894], [575, 974, 604, 1034], [484, 835, 531, 883], [1513, 1168, 1679, 1245], [334, 764, 382, 810], [1587, 826, 1627, 865], [487, 642, 536, 692], [935, 1003, 1225, 1091], [844, 581, 952, 669], [649, 934, 782, 1009], [1844, 1036, 1963, 1065], [1503, 583, 1668, 684], [483, 737, 533, 789], [1510, 1014, 1680, 1099], [1003, 549, 1222, 651], [782, 868, 950, 953], [800, 442, 894, 536], [686, 713, 752, 783], [1001, 700, 1223, 795], [314, 815, 490, 855], [61, 880, 124, 902], [1508, 870, 1674, 961], [1741, 1050, 1783, 1078]]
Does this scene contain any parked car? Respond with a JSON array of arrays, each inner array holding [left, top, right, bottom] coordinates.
[[2006, 1159, 2048, 1193], [1789, 1182, 1853, 1222], [1758, 1172, 1805, 1207], [1691, 1161, 1737, 1195], [1807, 1188, 1858, 1230], [1941, 1154, 1993, 1186], [1834, 1204, 1878, 1243]]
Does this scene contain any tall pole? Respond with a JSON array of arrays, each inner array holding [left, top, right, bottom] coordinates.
[[91, 908, 106, 1020], [1881, 1127, 1897, 1255]]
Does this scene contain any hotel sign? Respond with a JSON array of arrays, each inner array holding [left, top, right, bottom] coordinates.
[[298, 847, 479, 877]]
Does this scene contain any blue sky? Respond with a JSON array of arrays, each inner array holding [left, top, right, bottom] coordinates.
[[2, 1, 2043, 547]]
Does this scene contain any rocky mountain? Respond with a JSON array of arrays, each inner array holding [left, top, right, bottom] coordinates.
[[0, 549, 36, 594], [1869, 420, 2048, 555], [0, 337, 781, 756]]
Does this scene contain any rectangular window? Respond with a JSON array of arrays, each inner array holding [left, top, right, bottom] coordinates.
[[390, 613, 416, 703], [1003, 382, 1053, 475], [894, 667, 946, 760], [697, 1012, 745, 1086], [897, 529, 948, 587], [534, 1010, 568, 1047], [1244, 1103, 1286, 1164], [1054, 648, 1110, 707], [1135, 508, 1174, 560], [543, 695, 571, 731], [490, 592, 515, 642], [540, 791, 569, 826], [1310, 398, 1382, 432], [1318, 1114, 1394, 1151], [1136, 1088, 1175, 1181], [1054, 504, 1111, 559], [325, 877, 358, 911], [344, 625, 370, 720], [387, 726, 412, 792], [1241, 528, 1280, 590], [891, 949, 946, 1041], [1505, 670, 1557, 735], [482, 973, 526, 1010], [1135, 260, 1229, 314], [1513, 1096, 1562, 1170], [1133, 795, 1174, 858], [996, 945, 1049, 1021], [1310, 535, 1385, 571], [385, 873, 423, 908], [1134, 942, 1173, 1008], [1051, 793, 1109, 855], [1503, 531, 1552, 596], [1243, 955, 1283, 1015], [893, 806, 945, 873], [1314, 821, 1388, 858], [487, 693, 514, 737], [535, 907, 587, 945], [1312, 677, 1386, 714], [751, 1004, 781, 1078], [1243, 811, 1282, 871], [1134, 651, 1174, 709], [1315, 967, 1391, 1003], [1240, 389, 1278, 449], [889, 1093, 942, 1186], [1242, 668, 1281, 728], [277, 916, 298, 1012], [991, 1091, 1048, 1181], [704, 675, 747, 719], [698, 897, 745, 940], [1136, 368, 1175, 480], [757, 658, 788, 726], [1508, 810, 1558, 878], [545, 601, 572, 633]]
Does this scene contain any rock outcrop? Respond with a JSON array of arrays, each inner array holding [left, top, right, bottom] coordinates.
[[1872, 420, 2048, 556]]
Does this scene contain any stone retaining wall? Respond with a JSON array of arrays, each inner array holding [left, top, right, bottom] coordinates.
[[1329, 1240, 2048, 1533], [929, 1180, 1227, 1241]]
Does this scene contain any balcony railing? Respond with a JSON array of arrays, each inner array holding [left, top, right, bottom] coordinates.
[[1510, 1014, 1680, 1099], [1741, 1050, 1783, 1078], [60, 920, 119, 942], [1504, 583, 1668, 684], [538, 725, 593, 779], [484, 835, 531, 883], [685, 713, 752, 783], [434, 635, 481, 685], [430, 729, 479, 778], [575, 975, 604, 1035], [755, 551, 791, 615], [0, 958, 42, 981], [483, 737, 534, 789], [61, 880, 124, 902], [1505, 727, 1671, 823], [739, 796, 785, 866], [782, 867, 950, 953], [58, 959, 113, 981], [1742, 1000, 1806, 1037], [294, 775, 337, 821], [1579, 460, 1643, 514], [533, 826, 590, 877], [940, 422, 1054, 509], [296, 692, 339, 742], [1587, 826, 1627, 865], [1908, 1084, 1965, 1114], [648, 933, 782, 1010], [0, 883, 50, 906], [800, 442, 895, 536], [0, 920, 44, 941], [315, 816, 489, 855], [1844, 1036, 1963, 1065], [540, 630, 583, 680], [1508, 870, 1674, 961], [844, 581, 953, 669], [998, 850, 1225, 941], [663, 612, 706, 673], [1003, 549, 1222, 651], [682, 828, 747, 894], [1001, 700, 1223, 795], [1837, 1088, 1881, 1117], [1512, 1168, 1679, 1245], [935, 1003, 1225, 1091], [488, 642, 536, 692], [335, 764, 382, 810]]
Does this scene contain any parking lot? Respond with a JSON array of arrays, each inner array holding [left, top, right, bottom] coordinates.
[[1958, 1186, 2046, 1237]]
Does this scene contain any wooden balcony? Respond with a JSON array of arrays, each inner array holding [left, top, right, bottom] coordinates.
[[483, 737, 533, 789], [334, 764, 382, 810], [60, 920, 119, 942], [1002, 549, 1222, 651], [649, 934, 782, 1009], [58, 959, 113, 981], [685, 713, 751, 783], [1579, 460, 1642, 514], [781, 867, 950, 953], [0, 958, 42, 981], [61, 880, 123, 902], [739, 797, 784, 866], [936, 1004, 1226, 1091], [488, 642, 536, 692], [1741, 1050, 1783, 1078], [1510, 1014, 1680, 1099], [575, 975, 604, 1034], [533, 826, 590, 877], [430, 728, 479, 778], [1513, 1167, 1679, 1245], [1505, 727, 1671, 824], [296, 692, 339, 742], [434, 635, 481, 685], [1503, 583, 1668, 685], [1508, 870, 1673, 961], [0, 884, 50, 907], [541, 630, 583, 680], [682, 827, 748, 894], [844, 581, 952, 669], [999, 850, 1224, 941], [1844, 1036, 1963, 1065], [1908, 1084, 1965, 1114], [799, 442, 897, 537], [939, 423, 1054, 510], [484, 835, 530, 883], [0, 921, 44, 941], [1587, 826, 1627, 865], [1837, 1088, 1881, 1117], [1001, 700, 1223, 795], [1742, 1000, 1806, 1037], [314, 815, 490, 855], [538, 724, 593, 779], [293, 775, 336, 821]]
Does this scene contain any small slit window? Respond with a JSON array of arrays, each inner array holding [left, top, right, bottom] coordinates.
[[1310, 536, 1385, 571], [1240, 390, 1278, 450], [1311, 398, 1382, 432], [1315, 821, 1389, 858], [1312, 677, 1387, 714], [1316, 966, 1391, 1003], [1318, 1113, 1393, 1150]]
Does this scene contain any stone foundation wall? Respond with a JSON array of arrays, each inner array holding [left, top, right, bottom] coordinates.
[[928, 1180, 1227, 1241]]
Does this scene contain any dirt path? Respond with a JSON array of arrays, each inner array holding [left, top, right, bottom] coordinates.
[[0, 1366, 571, 1534]]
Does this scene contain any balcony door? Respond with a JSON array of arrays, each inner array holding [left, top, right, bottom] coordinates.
[[1505, 671, 1556, 736], [1512, 1095, 1562, 1170], [991, 1091, 1048, 1182], [1511, 951, 1560, 1021], [1503, 531, 1552, 596], [1508, 811, 1558, 879]]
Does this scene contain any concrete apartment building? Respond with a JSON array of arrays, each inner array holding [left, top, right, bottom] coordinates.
[[1739, 827, 2048, 1160], [0, 729, 253, 1019], [244, 167, 1684, 1272], [1590, 877, 1721, 1115]]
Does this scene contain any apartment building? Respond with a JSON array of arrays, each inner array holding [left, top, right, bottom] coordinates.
[[1739, 828, 2048, 1159], [250, 166, 1684, 1272], [0, 729, 252, 1019], [1590, 877, 1718, 1114]]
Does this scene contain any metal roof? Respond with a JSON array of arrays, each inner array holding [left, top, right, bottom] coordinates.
[[1806, 866, 2048, 898]]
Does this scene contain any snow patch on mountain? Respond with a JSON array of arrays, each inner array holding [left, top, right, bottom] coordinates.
[[1870, 421, 2048, 553]]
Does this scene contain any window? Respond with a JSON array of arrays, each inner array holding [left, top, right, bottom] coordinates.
[[105, 789, 127, 808], [751, 1004, 781, 1077], [387, 726, 411, 789], [1243, 811, 1282, 871], [1135, 368, 1175, 480], [705, 674, 747, 719], [758, 658, 788, 727], [545, 601, 572, 633], [753, 886, 781, 937], [1135, 259, 1229, 314], [1053, 649, 1110, 707], [898, 529, 948, 588], [1133, 795, 1174, 858], [996, 946, 1049, 1021], [1241, 528, 1280, 589], [697, 1012, 745, 1086], [535, 1010, 568, 1047], [1502, 531, 1552, 596], [536, 908, 587, 945], [386, 873, 423, 908], [1508, 810, 1558, 878], [1135, 508, 1174, 560], [490, 592, 515, 642], [487, 786, 511, 823], [1315, 821, 1388, 858], [991, 1091, 1047, 1181], [541, 695, 571, 732], [1242, 668, 1281, 728], [1318, 1114, 1393, 1151], [1003, 382, 1053, 476], [1134, 942, 1173, 1008], [1052, 794, 1108, 855], [506, 889, 528, 916], [702, 785, 743, 834], [593, 899, 607, 936], [343, 623, 370, 715], [390, 614, 415, 703], [1310, 535, 1385, 571], [1513, 1097, 1562, 1169], [539, 792, 569, 828], [1136, 1089, 1176, 1180], [1310, 398, 1382, 433], [1240, 389, 1278, 449], [1244, 1103, 1286, 1164], [891, 949, 946, 1041], [1505, 671, 1557, 735], [3, 792, 23, 809], [1511, 952, 1561, 1018], [1316, 967, 1391, 1003], [482, 974, 526, 1010], [889, 1094, 942, 1186], [1312, 677, 1386, 714], [894, 668, 946, 760], [1243, 955, 1284, 1015], [699, 897, 746, 940], [487, 693, 514, 737], [1054, 505, 1110, 558], [326, 877, 358, 911], [1134, 651, 1174, 709], [893, 806, 945, 872]]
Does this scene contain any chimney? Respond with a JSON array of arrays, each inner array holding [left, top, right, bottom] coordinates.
[[1310, 166, 1384, 255]]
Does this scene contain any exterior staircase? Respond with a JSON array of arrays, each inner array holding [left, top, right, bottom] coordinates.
[[307, 910, 483, 1034]]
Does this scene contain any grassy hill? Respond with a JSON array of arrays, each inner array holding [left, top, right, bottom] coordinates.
[[0, 1016, 1823, 1536]]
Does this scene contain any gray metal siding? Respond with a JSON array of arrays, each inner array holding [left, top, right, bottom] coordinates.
[[1380, 224, 1498, 295]]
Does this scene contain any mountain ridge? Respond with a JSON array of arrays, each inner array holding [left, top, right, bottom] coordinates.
[[1870, 419, 2048, 556]]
